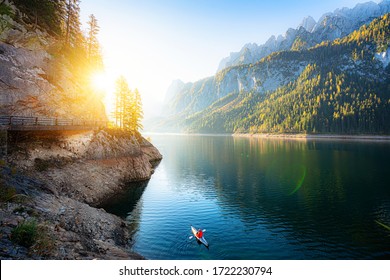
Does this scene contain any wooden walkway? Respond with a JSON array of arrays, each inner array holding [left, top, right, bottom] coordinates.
[[0, 116, 108, 157], [0, 116, 107, 131]]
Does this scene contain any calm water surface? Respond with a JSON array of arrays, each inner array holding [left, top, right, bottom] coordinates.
[[102, 135, 390, 260]]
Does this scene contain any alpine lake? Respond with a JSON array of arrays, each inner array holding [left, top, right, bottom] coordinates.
[[101, 134, 390, 260]]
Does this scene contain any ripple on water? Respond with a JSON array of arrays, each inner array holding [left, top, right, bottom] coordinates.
[[104, 135, 390, 260]]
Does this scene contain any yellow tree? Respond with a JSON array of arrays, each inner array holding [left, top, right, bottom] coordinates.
[[113, 77, 143, 132], [113, 76, 130, 129], [132, 88, 144, 131]]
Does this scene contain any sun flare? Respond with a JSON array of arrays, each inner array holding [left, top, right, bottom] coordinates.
[[90, 72, 112, 92], [89, 71, 117, 119]]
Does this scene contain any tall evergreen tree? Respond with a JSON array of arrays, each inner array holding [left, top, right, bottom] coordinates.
[[114, 76, 129, 129], [12, 0, 65, 35], [132, 88, 144, 131], [113, 77, 144, 132], [64, 0, 81, 48], [86, 14, 103, 69]]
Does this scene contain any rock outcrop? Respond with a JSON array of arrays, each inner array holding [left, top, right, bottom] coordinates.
[[12, 130, 162, 206], [1, 130, 162, 259]]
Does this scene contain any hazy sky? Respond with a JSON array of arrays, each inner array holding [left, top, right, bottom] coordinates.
[[80, 0, 381, 119]]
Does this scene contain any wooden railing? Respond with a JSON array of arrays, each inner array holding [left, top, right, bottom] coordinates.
[[0, 116, 108, 129]]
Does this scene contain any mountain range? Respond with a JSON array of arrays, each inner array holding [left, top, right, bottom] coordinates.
[[151, 1, 390, 134], [217, 0, 390, 72]]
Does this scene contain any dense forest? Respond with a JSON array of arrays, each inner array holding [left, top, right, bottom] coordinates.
[[185, 13, 390, 134]]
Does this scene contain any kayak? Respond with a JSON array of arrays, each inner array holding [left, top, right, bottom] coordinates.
[[191, 226, 209, 247]]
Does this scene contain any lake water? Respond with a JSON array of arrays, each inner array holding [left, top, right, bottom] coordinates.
[[102, 135, 390, 260]]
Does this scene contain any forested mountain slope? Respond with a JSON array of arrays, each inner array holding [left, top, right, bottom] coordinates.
[[159, 13, 390, 134]]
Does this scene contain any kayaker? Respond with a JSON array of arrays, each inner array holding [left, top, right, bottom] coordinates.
[[196, 229, 203, 238]]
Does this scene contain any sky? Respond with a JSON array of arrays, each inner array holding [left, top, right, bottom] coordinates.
[[79, 0, 381, 119]]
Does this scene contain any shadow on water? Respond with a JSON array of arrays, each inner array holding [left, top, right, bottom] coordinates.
[[96, 135, 390, 259], [99, 181, 149, 218]]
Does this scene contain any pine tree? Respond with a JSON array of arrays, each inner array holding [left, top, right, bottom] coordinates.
[[113, 76, 130, 129], [12, 0, 65, 35], [133, 88, 144, 131], [64, 0, 81, 48], [86, 14, 101, 64], [113, 77, 144, 132]]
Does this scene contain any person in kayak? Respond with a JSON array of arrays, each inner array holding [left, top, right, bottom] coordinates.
[[196, 229, 203, 238]]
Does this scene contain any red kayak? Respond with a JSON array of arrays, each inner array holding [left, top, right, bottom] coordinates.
[[191, 226, 209, 247]]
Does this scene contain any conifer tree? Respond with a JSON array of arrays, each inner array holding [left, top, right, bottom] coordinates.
[[86, 14, 101, 64], [12, 0, 64, 35], [64, 0, 81, 48], [133, 88, 144, 131], [114, 76, 130, 129], [113, 77, 144, 132]]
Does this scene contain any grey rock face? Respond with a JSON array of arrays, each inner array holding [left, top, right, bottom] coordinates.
[[217, 1, 390, 72], [0, 12, 105, 119]]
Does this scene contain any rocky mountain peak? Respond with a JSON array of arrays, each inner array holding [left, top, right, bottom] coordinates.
[[298, 16, 316, 32], [217, 0, 390, 72], [164, 79, 185, 103]]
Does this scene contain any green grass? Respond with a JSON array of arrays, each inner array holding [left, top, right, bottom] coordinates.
[[11, 220, 56, 256], [11, 220, 38, 248]]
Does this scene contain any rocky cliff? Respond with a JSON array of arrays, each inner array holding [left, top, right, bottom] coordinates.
[[1, 129, 162, 259], [163, 56, 307, 119], [0, 1, 105, 119], [12, 129, 162, 205]]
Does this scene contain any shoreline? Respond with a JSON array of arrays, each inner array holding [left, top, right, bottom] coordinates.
[[233, 133, 390, 142], [145, 131, 390, 142]]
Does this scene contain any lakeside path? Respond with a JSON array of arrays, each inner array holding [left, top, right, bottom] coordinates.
[[233, 133, 390, 142]]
